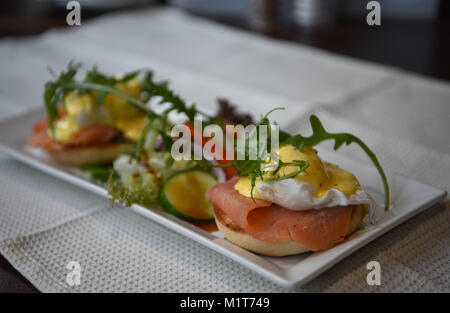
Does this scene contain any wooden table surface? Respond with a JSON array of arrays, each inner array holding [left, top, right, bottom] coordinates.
[[0, 5, 449, 293]]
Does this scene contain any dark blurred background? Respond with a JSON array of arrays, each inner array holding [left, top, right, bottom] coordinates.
[[0, 0, 449, 78]]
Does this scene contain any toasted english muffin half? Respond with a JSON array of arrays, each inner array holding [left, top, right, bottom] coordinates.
[[214, 205, 365, 256], [44, 142, 135, 166]]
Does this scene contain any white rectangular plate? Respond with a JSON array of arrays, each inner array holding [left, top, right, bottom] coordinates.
[[0, 107, 447, 288]]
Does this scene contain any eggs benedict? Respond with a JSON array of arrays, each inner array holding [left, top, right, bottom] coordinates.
[[206, 112, 388, 256], [28, 64, 150, 165], [207, 146, 371, 256]]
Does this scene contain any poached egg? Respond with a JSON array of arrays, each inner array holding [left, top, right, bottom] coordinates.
[[234, 145, 375, 212], [52, 78, 147, 142]]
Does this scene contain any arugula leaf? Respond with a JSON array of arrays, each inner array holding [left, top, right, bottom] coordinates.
[[158, 130, 173, 151], [200, 108, 311, 201], [81, 66, 114, 106], [267, 160, 310, 180], [230, 107, 285, 177], [205, 112, 389, 210], [42, 63, 389, 210], [68, 82, 150, 111], [119, 70, 141, 83], [247, 160, 310, 202], [283, 115, 390, 210], [44, 63, 151, 138], [135, 119, 154, 158], [43, 62, 208, 139], [249, 170, 261, 202], [44, 61, 81, 137], [140, 71, 210, 123]]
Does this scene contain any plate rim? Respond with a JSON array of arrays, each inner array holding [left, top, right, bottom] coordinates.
[[0, 107, 447, 288]]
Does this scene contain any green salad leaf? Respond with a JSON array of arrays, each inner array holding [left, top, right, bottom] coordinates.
[[43, 62, 208, 141], [202, 111, 390, 210], [43, 62, 389, 210], [140, 72, 200, 122], [107, 173, 160, 208], [282, 115, 390, 211], [44, 61, 81, 137]]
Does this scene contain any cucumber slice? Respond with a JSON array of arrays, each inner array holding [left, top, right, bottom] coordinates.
[[160, 170, 217, 221]]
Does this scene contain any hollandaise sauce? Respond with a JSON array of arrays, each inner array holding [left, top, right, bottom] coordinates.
[[234, 145, 361, 199], [51, 79, 147, 143]]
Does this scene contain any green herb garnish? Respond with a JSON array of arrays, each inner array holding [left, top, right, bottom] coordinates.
[[282, 115, 390, 210], [44, 62, 389, 210], [81, 165, 118, 184], [44, 61, 81, 137], [106, 172, 160, 208], [44, 62, 207, 140], [200, 111, 390, 210]]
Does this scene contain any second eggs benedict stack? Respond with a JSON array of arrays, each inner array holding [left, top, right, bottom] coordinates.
[[28, 68, 148, 165]]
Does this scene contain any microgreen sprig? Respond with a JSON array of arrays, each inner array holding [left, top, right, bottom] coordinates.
[[43, 62, 389, 210], [43, 62, 204, 139], [282, 115, 390, 210]]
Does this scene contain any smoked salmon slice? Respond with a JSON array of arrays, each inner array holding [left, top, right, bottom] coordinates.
[[65, 124, 121, 146], [28, 119, 64, 149], [206, 177, 353, 251], [32, 118, 49, 133], [28, 118, 122, 149]]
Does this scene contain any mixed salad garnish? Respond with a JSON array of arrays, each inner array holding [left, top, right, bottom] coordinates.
[[35, 62, 389, 226]]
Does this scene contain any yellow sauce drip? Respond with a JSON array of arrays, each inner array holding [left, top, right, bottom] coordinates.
[[51, 78, 146, 142], [234, 145, 361, 199]]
